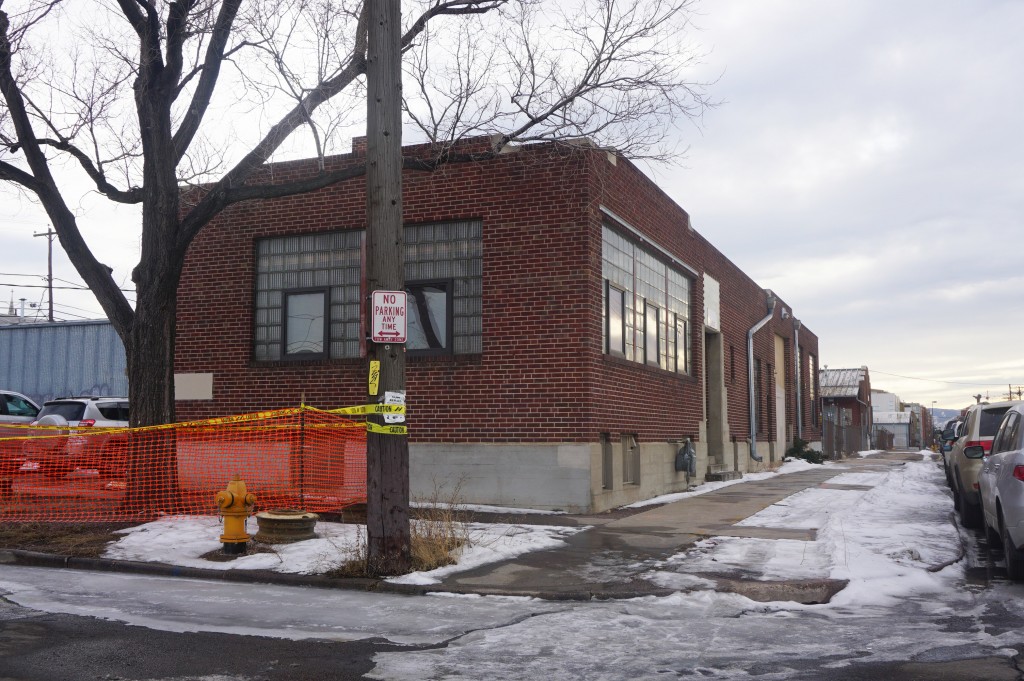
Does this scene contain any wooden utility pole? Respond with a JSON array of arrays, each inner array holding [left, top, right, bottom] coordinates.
[[33, 227, 55, 322], [365, 0, 411, 575]]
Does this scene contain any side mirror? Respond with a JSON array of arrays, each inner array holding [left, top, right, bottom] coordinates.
[[964, 445, 985, 459], [941, 428, 955, 441]]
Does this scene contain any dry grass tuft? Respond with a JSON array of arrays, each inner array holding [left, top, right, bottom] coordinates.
[[0, 522, 131, 558], [409, 480, 470, 572], [329, 479, 471, 577]]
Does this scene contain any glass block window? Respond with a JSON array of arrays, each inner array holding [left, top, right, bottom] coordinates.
[[255, 231, 363, 361], [255, 221, 481, 361], [404, 220, 482, 355], [601, 223, 692, 374]]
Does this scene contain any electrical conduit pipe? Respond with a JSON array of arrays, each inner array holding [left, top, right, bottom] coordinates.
[[747, 292, 777, 462], [794, 319, 802, 439]]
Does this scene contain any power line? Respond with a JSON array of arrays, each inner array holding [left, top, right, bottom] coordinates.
[[870, 369, 1020, 387], [0, 282, 135, 292]]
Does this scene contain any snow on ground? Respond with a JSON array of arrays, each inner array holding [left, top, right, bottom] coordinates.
[[100, 454, 828, 580], [387, 523, 581, 585], [411, 501, 566, 515], [623, 457, 824, 508], [103, 516, 584, 581], [9, 451, 1021, 680], [647, 452, 964, 607]]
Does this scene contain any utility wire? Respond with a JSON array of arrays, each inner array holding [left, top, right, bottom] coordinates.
[[0, 281, 135, 292], [870, 369, 1021, 387]]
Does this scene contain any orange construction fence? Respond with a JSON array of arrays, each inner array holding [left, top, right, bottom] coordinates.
[[0, 406, 368, 522]]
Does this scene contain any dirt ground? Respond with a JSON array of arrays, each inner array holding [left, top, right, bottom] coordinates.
[[0, 522, 133, 558]]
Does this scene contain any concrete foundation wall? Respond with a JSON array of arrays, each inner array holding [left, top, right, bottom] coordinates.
[[412, 441, 700, 513], [411, 443, 593, 512]]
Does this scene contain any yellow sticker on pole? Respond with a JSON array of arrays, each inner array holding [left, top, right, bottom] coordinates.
[[366, 422, 408, 435], [368, 360, 380, 396]]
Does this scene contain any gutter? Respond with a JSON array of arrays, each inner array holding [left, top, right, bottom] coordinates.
[[747, 291, 777, 462], [794, 319, 802, 439]]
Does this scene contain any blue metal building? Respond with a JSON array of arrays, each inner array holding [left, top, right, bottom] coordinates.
[[0, 320, 127, 406]]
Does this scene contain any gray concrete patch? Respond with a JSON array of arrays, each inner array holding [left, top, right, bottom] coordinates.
[[709, 575, 849, 604]]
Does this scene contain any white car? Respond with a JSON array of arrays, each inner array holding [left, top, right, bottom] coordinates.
[[27, 396, 130, 477], [980, 403, 1024, 580], [0, 390, 40, 425]]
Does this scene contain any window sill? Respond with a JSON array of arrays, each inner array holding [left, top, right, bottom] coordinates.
[[251, 357, 365, 369], [250, 354, 484, 369], [601, 353, 697, 382], [409, 353, 482, 366]]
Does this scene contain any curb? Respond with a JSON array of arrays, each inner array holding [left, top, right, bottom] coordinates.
[[0, 548, 847, 605], [0, 549, 605, 600], [0, 549, 382, 593]]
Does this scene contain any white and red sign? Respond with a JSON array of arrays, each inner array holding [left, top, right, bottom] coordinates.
[[371, 290, 407, 343]]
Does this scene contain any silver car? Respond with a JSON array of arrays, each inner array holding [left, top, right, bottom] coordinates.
[[948, 400, 1018, 528], [979, 403, 1024, 580], [0, 390, 40, 425], [27, 396, 130, 477]]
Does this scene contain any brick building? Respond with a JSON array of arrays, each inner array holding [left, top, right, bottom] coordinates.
[[174, 138, 821, 512], [819, 366, 873, 455]]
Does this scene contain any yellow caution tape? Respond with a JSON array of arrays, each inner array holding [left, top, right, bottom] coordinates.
[[365, 422, 408, 435], [331, 404, 406, 416], [0, 402, 402, 441]]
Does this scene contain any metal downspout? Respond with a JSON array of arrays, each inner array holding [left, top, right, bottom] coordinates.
[[856, 397, 869, 450], [747, 292, 777, 462], [794, 320, 802, 439]]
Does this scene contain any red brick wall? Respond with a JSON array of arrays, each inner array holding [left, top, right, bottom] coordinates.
[[176, 141, 821, 447], [584, 152, 821, 447]]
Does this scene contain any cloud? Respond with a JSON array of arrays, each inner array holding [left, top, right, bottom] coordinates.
[[653, 0, 1024, 408]]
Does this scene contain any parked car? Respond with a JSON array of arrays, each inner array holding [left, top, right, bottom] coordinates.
[[949, 400, 1019, 528], [940, 418, 963, 486], [0, 391, 41, 488], [26, 396, 130, 477], [0, 390, 40, 425], [979, 403, 1024, 580]]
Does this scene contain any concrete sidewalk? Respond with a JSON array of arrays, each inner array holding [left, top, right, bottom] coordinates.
[[1, 453, 924, 604], [434, 465, 853, 602], [425, 452, 931, 602]]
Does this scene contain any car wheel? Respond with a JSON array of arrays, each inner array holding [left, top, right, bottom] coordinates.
[[962, 498, 983, 529], [1001, 516, 1024, 581], [985, 520, 1002, 548], [955, 475, 983, 529]]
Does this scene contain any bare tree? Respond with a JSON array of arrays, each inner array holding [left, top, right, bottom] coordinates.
[[0, 0, 711, 566]]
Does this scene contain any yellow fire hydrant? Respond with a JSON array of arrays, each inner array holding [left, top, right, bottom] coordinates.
[[216, 475, 257, 555]]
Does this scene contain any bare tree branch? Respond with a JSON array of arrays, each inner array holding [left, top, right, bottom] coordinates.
[[0, 6, 134, 335], [0, 0, 713, 434], [171, 0, 242, 161]]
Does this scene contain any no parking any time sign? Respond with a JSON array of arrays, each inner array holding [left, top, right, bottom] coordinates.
[[371, 290, 407, 343]]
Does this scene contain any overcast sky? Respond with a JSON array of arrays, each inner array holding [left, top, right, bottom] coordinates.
[[2, 0, 1021, 411]]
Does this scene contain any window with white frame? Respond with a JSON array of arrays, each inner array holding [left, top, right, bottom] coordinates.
[[601, 224, 692, 373]]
